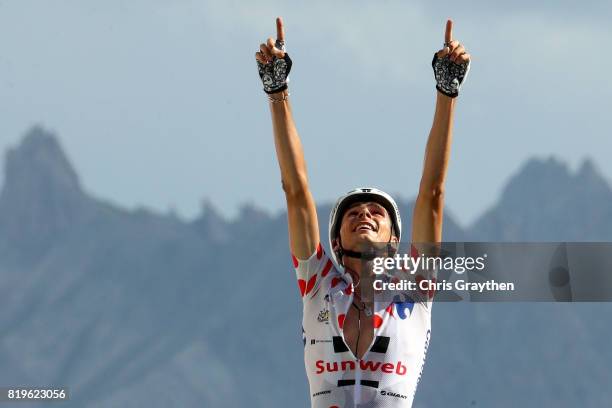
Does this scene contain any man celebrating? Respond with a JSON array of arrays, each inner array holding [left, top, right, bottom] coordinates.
[[255, 17, 470, 408]]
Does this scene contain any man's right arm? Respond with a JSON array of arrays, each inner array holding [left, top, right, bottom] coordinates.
[[257, 17, 319, 260]]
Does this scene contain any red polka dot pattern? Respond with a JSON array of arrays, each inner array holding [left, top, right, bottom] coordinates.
[[292, 254, 299, 268], [386, 304, 394, 316], [410, 244, 419, 259], [297, 279, 306, 297], [305, 274, 317, 295], [321, 260, 333, 277], [427, 277, 437, 298]]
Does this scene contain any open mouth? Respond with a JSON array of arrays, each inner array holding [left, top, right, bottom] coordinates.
[[354, 222, 377, 232]]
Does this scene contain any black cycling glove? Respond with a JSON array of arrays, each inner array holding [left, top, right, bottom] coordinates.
[[432, 53, 470, 98], [257, 40, 292, 94]]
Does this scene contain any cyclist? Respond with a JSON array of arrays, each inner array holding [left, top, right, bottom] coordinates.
[[255, 17, 470, 407]]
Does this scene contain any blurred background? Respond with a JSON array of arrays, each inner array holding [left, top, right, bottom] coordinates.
[[0, 1, 611, 407]]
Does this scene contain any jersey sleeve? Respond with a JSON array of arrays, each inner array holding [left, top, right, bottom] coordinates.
[[292, 242, 334, 300]]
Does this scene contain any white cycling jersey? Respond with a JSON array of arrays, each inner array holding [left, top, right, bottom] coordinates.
[[294, 243, 433, 408]]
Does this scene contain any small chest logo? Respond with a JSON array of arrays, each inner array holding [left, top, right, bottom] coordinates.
[[317, 309, 329, 323]]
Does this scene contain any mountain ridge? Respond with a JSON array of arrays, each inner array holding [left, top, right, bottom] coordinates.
[[2, 126, 612, 407]]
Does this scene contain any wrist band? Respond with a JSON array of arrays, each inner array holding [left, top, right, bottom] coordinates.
[[268, 92, 290, 103]]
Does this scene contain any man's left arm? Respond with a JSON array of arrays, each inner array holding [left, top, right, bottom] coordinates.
[[412, 19, 471, 245]]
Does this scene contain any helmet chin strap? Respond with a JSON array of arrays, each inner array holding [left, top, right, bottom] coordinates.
[[339, 247, 379, 261], [337, 236, 397, 265]]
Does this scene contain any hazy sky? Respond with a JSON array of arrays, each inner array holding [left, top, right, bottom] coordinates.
[[0, 0, 610, 226]]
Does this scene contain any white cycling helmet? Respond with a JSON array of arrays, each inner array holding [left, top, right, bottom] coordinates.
[[328, 187, 402, 269]]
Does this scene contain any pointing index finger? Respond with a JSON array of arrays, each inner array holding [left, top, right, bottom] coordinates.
[[276, 17, 285, 42], [445, 19, 453, 44]]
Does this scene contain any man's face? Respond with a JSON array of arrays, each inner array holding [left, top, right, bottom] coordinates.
[[335, 201, 397, 252]]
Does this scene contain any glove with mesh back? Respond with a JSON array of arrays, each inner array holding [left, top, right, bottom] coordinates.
[[255, 18, 292, 94], [432, 19, 471, 98], [256, 40, 292, 94], [432, 54, 470, 97]]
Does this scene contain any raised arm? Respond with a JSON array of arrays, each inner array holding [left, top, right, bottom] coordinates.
[[255, 17, 319, 259], [412, 19, 471, 244]]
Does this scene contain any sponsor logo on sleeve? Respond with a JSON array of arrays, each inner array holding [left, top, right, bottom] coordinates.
[[381, 390, 408, 400], [310, 339, 333, 345], [312, 390, 332, 398]]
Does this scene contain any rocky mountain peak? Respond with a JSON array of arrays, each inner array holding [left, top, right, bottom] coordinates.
[[1, 125, 82, 199], [0, 126, 89, 260], [470, 155, 612, 241]]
